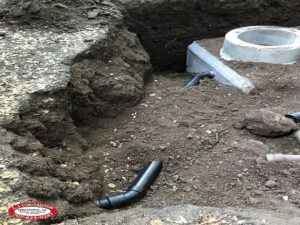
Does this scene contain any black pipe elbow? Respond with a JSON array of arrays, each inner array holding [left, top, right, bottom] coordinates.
[[95, 190, 144, 209], [182, 71, 215, 90], [96, 160, 163, 209]]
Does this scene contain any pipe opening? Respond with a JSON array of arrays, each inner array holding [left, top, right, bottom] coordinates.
[[238, 29, 300, 46]]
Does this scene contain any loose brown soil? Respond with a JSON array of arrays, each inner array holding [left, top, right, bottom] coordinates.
[[79, 38, 300, 213]]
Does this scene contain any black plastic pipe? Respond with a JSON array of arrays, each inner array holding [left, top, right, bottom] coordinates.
[[286, 112, 300, 123], [182, 71, 215, 90], [95, 160, 163, 209]]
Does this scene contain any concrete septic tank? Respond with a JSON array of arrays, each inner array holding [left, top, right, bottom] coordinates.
[[221, 26, 300, 64]]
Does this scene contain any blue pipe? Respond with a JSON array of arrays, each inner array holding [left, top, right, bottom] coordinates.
[[286, 112, 300, 123]]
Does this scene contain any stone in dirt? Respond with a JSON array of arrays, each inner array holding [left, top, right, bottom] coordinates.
[[236, 139, 270, 155], [63, 183, 93, 203], [249, 197, 260, 204], [17, 156, 53, 176], [87, 9, 100, 19], [25, 176, 66, 199], [265, 180, 278, 188], [10, 136, 43, 153], [243, 109, 298, 137]]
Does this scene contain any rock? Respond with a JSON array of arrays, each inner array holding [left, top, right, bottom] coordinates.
[[0, 164, 6, 169], [280, 170, 291, 177], [243, 109, 298, 137], [63, 183, 93, 203], [265, 180, 278, 188], [11, 136, 43, 153], [10, 136, 29, 151], [151, 185, 158, 190], [173, 175, 179, 181], [27, 1, 41, 14], [233, 122, 245, 130], [186, 134, 193, 140], [292, 148, 300, 154], [84, 38, 94, 42], [53, 3, 69, 9], [283, 196, 289, 201], [236, 139, 269, 155], [249, 197, 260, 204], [0, 31, 5, 37], [293, 130, 300, 145], [253, 190, 263, 196], [17, 156, 53, 176], [22, 1, 32, 10], [108, 183, 116, 188], [150, 219, 164, 225], [27, 140, 43, 151], [10, 7, 26, 17], [87, 9, 100, 19], [183, 186, 192, 192], [159, 145, 167, 150], [25, 177, 65, 199]]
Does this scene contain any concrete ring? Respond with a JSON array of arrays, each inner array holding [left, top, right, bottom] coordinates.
[[220, 26, 300, 64]]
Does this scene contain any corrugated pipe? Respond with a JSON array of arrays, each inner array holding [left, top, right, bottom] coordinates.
[[95, 160, 163, 209]]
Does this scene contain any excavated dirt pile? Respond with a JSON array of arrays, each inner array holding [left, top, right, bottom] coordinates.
[[0, 0, 300, 224]]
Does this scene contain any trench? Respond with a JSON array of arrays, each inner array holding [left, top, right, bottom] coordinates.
[[122, 0, 300, 71], [4, 0, 300, 223]]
